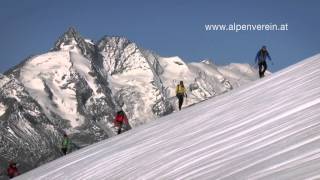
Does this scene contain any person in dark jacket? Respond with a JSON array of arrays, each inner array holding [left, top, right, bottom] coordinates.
[[255, 45, 272, 78], [113, 110, 128, 134], [7, 161, 19, 179], [176, 81, 187, 111]]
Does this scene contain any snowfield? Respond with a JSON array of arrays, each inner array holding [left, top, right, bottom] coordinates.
[[16, 54, 320, 180], [0, 102, 7, 116], [20, 51, 85, 127]]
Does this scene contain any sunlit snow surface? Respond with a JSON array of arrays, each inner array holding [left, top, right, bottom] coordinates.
[[16, 54, 320, 179], [20, 51, 85, 127], [0, 102, 7, 116]]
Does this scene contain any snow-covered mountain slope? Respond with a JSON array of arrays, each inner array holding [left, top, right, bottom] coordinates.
[[16, 54, 320, 180], [0, 74, 61, 178], [98, 37, 259, 126], [1, 27, 258, 176], [97, 37, 174, 126], [7, 28, 258, 131], [20, 51, 85, 127], [157, 56, 258, 105], [8, 28, 119, 143], [1, 28, 119, 175]]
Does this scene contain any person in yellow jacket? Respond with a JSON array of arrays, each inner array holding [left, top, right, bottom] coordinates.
[[176, 81, 187, 110]]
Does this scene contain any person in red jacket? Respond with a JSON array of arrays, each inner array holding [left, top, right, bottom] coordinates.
[[113, 110, 128, 134], [7, 161, 19, 179]]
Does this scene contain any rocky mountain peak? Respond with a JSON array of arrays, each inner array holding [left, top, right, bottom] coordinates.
[[53, 27, 95, 58], [54, 27, 81, 48], [97, 36, 133, 51]]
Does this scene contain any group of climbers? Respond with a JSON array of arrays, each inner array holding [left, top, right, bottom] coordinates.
[[59, 112, 128, 156], [2, 110, 129, 178], [174, 45, 272, 110], [2, 46, 271, 178], [2, 136, 70, 179], [59, 110, 129, 157]]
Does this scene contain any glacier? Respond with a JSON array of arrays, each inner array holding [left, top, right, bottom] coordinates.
[[15, 54, 320, 179]]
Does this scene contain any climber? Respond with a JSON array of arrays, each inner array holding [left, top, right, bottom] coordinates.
[[7, 161, 19, 179], [113, 110, 129, 134], [176, 81, 187, 110], [61, 133, 70, 155], [255, 45, 272, 78]]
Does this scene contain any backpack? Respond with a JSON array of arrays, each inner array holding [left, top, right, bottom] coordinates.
[[114, 111, 128, 127], [62, 138, 69, 148], [115, 114, 124, 123], [176, 85, 186, 94]]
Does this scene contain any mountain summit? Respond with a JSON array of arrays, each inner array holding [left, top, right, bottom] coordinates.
[[53, 27, 96, 57]]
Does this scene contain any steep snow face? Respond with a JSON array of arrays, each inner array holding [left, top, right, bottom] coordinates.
[[98, 37, 173, 127], [17, 54, 320, 180], [17, 49, 118, 138], [16, 39, 117, 126], [0, 75, 61, 177], [98, 38, 259, 126], [0, 102, 7, 116], [19, 51, 85, 127], [218, 63, 264, 85], [158, 56, 194, 85]]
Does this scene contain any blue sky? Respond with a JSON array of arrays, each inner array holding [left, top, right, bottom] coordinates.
[[0, 0, 319, 73]]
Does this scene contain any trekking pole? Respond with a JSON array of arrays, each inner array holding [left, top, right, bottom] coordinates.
[[252, 62, 258, 69], [185, 93, 188, 105]]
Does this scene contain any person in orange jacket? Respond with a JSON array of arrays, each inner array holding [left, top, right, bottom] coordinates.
[[113, 110, 128, 134]]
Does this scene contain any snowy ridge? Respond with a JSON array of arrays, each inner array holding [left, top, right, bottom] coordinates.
[[16, 54, 320, 179]]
